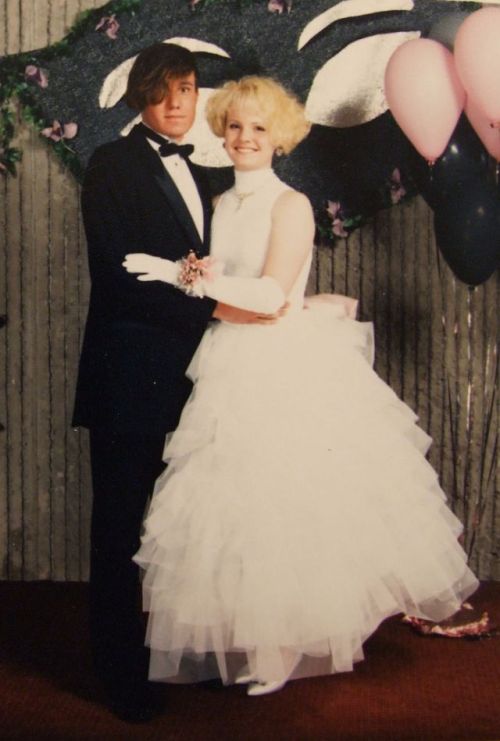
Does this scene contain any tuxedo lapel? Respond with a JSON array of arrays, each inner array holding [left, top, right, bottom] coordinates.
[[128, 125, 206, 252], [187, 159, 212, 253], [152, 169, 203, 251]]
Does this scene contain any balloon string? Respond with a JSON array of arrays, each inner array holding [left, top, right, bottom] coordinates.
[[428, 162, 434, 184]]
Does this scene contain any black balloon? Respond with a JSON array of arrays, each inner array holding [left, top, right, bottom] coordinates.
[[410, 115, 490, 211], [433, 178, 500, 286]]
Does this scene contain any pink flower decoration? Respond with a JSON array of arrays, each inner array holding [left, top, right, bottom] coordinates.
[[327, 201, 348, 238], [189, 0, 202, 7], [41, 120, 78, 142], [402, 604, 493, 638], [95, 14, 119, 40], [268, 0, 292, 12], [177, 251, 223, 297], [25, 65, 49, 88], [389, 168, 406, 204]]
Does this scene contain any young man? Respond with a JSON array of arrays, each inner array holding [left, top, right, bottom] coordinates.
[[73, 43, 264, 722]]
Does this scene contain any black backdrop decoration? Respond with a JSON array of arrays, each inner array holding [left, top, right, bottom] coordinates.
[[1, 0, 498, 272]]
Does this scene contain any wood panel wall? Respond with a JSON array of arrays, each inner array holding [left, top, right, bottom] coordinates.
[[0, 0, 498, 581], [0, 0, 101, 580]]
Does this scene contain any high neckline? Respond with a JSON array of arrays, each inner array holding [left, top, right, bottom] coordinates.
[[233, 168, 275, 195]]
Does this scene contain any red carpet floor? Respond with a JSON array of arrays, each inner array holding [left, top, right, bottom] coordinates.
[[0, 581, 499, 740]]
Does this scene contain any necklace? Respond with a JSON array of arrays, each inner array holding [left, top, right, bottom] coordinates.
[[232, 168, 275, 211], [233, 190, 255, 210]]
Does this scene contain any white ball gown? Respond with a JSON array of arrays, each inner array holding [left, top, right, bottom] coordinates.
[[134, 168, 478, 686]]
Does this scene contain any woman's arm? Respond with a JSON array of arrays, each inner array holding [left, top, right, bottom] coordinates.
[[123, 189, 315, 314], [262, 189, 315, 295]]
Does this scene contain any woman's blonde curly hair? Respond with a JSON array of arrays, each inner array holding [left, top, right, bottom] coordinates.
[[205, 76, 311, 155]]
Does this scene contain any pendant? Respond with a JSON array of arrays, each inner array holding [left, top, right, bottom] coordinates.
[[234, 191, 254, 210]]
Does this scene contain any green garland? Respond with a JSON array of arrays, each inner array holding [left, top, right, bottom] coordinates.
[[315, 209, 364, 246], [0, 104, 21, 175], [314, 173, 414, 248], [191, 0, 268, 10], [44, 0, 141, 57], [0, 0, 141, 178]]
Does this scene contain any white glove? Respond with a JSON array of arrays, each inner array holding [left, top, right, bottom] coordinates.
[[203, 273, 285, 313], [123, 252, 286, 314], [123, 253, 180, 283]]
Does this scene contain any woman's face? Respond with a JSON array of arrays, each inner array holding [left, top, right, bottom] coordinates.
[[223, 102, 276, 171]]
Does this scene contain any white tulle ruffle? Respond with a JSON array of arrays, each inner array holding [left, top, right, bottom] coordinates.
[[134, 303, 478, 685]]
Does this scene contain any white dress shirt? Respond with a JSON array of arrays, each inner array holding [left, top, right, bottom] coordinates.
[[145, 134, 204, 241]]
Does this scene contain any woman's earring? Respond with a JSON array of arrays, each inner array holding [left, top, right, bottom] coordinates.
[[275, 147, 284, 157]]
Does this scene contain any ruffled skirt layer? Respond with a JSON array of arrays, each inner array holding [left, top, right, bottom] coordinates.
[[134, 304, 478, 684]]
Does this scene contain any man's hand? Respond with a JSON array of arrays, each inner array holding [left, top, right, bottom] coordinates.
[[213, 301, 289, 325]]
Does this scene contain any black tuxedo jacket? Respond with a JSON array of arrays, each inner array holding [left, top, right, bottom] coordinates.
[[72, 124, 216, 436]]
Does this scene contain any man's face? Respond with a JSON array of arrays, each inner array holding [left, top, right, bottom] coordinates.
[[141, 72, 198, 141]]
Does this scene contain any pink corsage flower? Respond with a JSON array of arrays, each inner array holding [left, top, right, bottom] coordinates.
[[327, 200, 349, 238], [403, 602, 494, 639], [41, 120, 78, 142], [177, 251, 222, 298], [389, 168, 406, 204], [95, 14, 120, 39], [25, 65, 49, 88], [268, 0, 292, 13]]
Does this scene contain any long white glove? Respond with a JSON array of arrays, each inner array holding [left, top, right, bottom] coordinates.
[[123, 253, 286, 314]]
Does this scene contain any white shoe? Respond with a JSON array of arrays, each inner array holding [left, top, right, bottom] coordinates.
[[246, 679, 286, 696], [235, 672, 258, 685]]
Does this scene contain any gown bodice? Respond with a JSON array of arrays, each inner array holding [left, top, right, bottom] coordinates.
[[210, 168, 312, 311]]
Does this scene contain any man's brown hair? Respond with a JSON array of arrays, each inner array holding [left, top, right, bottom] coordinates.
[[124, 43, 199, 111]]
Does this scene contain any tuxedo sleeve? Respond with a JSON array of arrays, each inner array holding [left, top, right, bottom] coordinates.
[[81, 146, 216, 328]]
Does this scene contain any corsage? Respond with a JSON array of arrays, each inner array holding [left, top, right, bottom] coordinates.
[[177, 251, 223, 298]]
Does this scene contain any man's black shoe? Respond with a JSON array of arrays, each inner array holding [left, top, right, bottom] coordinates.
[[108, 684, 165, 723]]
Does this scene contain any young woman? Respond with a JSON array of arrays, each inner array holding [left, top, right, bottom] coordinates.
[[124, 76, 477, 696]]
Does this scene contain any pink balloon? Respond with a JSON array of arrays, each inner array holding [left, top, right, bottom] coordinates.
[[384, 38, 465, 164], [455, 7, 500, 127], [465, 96, 500, 161]]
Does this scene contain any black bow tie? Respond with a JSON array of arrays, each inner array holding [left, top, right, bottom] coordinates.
[[137, 123, 194, 160], [158, 141, 194, 159]]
